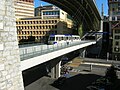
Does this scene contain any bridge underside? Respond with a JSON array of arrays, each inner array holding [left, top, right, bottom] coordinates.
[[42, 0, 101, 32]]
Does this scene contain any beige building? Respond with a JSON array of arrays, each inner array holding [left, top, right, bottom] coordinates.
[[14, 0, 34, 19], [108, 0, 120, 60], [16, 5, 73, 43]]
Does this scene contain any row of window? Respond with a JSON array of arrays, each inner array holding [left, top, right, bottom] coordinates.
[[115, 35, 120, 39], [17, 25, 57, 30], [18, 36, 47, 40], [43, 16, 60, 19], [17, 31, 57, 35], [55, 37, 80, 41], [112, 16, 120, 20], [19, 0, 33, 3], [43, 11, 60, 15], [109, 0, 120, 2], [115, 30, 120, 33], [16, 20, 58, 24]]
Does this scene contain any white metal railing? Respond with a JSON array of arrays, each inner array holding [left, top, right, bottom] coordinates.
[[19, 41, 91, 61]]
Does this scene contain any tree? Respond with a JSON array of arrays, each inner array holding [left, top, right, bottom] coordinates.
[[105, 65, 118, 82]]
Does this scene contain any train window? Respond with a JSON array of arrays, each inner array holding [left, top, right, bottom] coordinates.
[[56, 37, 58, 41], [59, 37, 62, 41], [64, 37, 67, 41], [66, 37, 69, 40], [49, 37, 55, 41], [61, 37, 63, 40]]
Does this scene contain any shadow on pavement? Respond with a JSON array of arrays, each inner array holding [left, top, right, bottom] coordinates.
[[51, 73, 102, 90]]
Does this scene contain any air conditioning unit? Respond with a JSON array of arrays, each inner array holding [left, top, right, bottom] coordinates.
[[114, 47, 119, 52]]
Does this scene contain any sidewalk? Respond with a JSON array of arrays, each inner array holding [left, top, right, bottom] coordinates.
[[83, 58, 120, 65], [66, 57, 83, 67]]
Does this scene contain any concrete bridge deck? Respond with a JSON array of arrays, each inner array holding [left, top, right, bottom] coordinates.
[[20, 40, 96, 71]]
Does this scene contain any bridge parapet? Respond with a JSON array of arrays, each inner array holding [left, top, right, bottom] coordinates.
[[20, 41, 96, 71], [19, 41, 95, 61]]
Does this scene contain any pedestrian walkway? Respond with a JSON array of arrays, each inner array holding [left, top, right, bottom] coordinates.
[[84, 58, 120, 65], [66, 57, 83, 67]]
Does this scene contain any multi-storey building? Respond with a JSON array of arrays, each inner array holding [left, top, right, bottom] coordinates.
[[14, 0, 34, 19], [108, 0, 120, 60], [16, 5, 73, 43]]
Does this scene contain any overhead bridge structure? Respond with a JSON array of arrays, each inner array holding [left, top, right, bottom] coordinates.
[[42, 0, 101, 31]]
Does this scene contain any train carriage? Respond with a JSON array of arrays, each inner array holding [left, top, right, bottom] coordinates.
[[48, 34, 81, 45]]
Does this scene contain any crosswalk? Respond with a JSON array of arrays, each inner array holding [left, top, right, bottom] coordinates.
[[70, 69, 81, 73]]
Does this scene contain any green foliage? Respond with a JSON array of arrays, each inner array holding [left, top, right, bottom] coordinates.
[[105, 65, 118, 82], [78, 24, 83, 37]]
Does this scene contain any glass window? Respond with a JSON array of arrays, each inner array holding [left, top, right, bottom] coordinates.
[[49, 37, 55, 41], [115, 30, 120, 33], [115, 35, 120, 39], [112, 17, 115, 20], [117, 16, 120, 20], [56, 37, 58, 41]]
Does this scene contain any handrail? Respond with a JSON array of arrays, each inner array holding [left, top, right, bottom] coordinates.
[[19, 41, 92, 61]]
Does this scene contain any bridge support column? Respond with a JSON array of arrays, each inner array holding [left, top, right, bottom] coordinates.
[[79, 49, 86, 58], [82, 50, 86, 58], [51, 61, 61, 78], [55, 61, 61, 78], [0, 0, 24, 90], [51, 67, 55, 78]]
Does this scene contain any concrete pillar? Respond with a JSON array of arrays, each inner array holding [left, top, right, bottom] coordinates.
[[51, 61, 61, 78], [0, 0, 24, 90], [82, 50, 86, 58], [51, 67, 55, 78], [55, 61, 61, 78]]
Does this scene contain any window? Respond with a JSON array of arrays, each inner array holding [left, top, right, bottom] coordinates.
[[115, 41, 119, 45], [114, 47, 119, 52], [115, 35, 120, 39], [115, 30, 120, 33], [112, 17, 115, 20], [112, 8, 115, 11], [117, 16, 120, 20], [62, 12, 64, 15]]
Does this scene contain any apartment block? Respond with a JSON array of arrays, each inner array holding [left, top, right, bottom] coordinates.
[[16, 5, 73, 43], [108, 0, 120, 60], [14, 0, 34, 19]]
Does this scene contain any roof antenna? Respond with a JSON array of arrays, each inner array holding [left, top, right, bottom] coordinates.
[[101, 3, 104, 19], [39, 0, 43, 7]]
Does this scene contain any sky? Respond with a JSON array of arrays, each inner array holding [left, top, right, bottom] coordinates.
[[96, 0, 108, 15], [34, 0, 108, 16]]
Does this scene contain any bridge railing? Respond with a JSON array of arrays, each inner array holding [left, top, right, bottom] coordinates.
[[19, 41, 89, 61]]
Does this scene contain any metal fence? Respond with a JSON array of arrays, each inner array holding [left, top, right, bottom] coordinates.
[[19, 41, 89, 61]]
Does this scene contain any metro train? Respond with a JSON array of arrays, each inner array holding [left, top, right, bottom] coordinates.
[[48, 34, 81, 44]]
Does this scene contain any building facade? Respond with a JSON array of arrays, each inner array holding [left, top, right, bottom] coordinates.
[[108, 0, 120, 60], [14, 0, 34, 19], [16, 5, 73, 43]]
